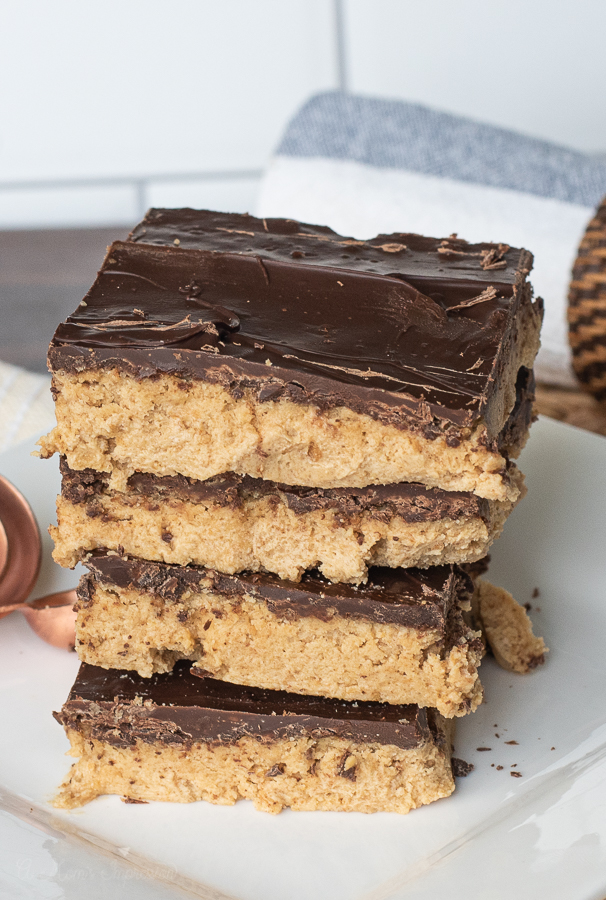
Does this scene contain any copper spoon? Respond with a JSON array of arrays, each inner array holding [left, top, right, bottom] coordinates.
[[0, 473, 77, 649], [20, 590, 77, 651], [0, 518, 8, 581], [0, 473, 41, 613], [1, 589, 77, 650]]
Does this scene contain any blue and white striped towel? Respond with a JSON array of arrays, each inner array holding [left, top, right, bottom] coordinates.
[[257, 91, 606, 387]]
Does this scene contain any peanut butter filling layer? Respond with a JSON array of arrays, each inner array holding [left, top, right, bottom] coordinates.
[[41, 371, 527, 501], [55, 730, 454, 815], [52, 465, 520, 581], [75, 573, 484, 717]]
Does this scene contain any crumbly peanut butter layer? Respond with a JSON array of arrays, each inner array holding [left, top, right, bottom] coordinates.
[[40, 372, 524, 501], [54, 729, 454, 814], [52, 484, 514, 581], [76, 582, 484, 717]]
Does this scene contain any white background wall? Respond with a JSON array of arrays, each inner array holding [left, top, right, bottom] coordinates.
[[1, 0, 605, 229]]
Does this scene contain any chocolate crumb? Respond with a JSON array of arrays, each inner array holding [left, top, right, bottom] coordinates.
[[336, 752, 357, 781], [266, 763, 285, 777], [551, 747, 555, 751], [121, 796, 148, 804], [510, 771, 522, 778], [496, 765, 504, 771], [505, 740, 519, 745], [476, 747, 492, 751], [532, 587, 540, 598], [452, 758, 474, 777], [523, 602, 532, 612]]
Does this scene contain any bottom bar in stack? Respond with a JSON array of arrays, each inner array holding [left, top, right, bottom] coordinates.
[[53, 662, 454, 814]]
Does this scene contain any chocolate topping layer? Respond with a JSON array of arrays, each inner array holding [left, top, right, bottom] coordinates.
[[55, 661, 445, 751], [60, 457, 489, 525], [498, 365, 536, 450], [83, 554, 471, 631], [48, 208, 540, 439]]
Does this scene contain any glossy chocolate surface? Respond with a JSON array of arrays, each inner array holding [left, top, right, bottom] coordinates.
[[48, 208, 537, 436], [56, 661, 445, 751], [83, 553, 469, 630], [61, 458, 490, 525]]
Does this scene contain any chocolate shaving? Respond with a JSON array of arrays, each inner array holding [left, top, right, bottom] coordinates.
[[448, 287, 499, 314], [256, 255, 270, 285], [437, 241, 509, 272], [437, 242, 476, 259], [377, 243, 407, 253], [480, 245, 510, 270]]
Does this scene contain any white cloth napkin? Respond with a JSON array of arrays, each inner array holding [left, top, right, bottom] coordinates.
[[257, 92, 606, 388], [0, 361, 54, 454]]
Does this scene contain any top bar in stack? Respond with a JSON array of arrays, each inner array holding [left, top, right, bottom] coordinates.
[[40, 209, 542, 503]]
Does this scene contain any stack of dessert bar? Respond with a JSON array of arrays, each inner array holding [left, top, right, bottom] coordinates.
[[42, 209, 543, 814]]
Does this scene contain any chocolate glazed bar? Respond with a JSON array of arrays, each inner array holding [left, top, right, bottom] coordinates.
[[75, 554, 484, 716], [52, 458, 524, 582], [39, 209, 542, 501], [53, 661, 455, 814]]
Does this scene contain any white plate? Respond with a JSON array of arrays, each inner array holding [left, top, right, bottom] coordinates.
[[1, 417, 605, 900]]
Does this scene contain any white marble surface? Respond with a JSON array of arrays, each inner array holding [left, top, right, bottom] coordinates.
[[1, 418, 606, 899]]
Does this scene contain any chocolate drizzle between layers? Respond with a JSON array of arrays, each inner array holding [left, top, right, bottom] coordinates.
[[54, 661, 447, 751], [60, 457, 490, 525], [48, 208, 540, 442], [82, 554, 471, 631]]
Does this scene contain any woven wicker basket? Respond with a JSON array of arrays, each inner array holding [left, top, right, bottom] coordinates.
[[568, 194, 606, 403]]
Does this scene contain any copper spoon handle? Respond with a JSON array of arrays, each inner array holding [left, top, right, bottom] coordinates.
[[20, 589, 78, 651], [1, 589, 77, 650]]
